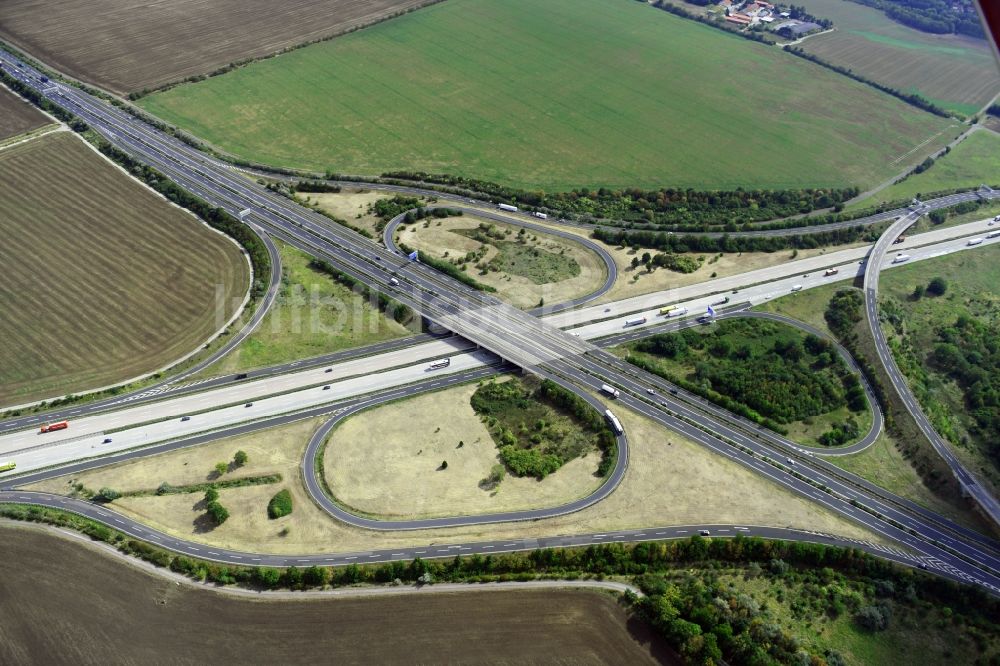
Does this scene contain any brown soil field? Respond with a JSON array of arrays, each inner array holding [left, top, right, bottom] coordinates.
[[0, 523, 672, 665], [0, 0, 438, 94], [0, 85, 51, 141], [0, 131, 250, 407]]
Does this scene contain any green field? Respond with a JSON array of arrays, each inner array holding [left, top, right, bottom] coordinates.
[[140, 0, 955, 191], [205, 241, 412, 376], [795, 0, 1000, 115], [851, 129, 1000, 209], [0, 132, 250, 407]]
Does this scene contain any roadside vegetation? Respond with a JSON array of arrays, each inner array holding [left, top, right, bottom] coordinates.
[[0, 131, 250, 407], [204, 241, 413, 376], [138, 0, 953, 192], [878, 244, 1000, 497], [471, 377, 617, 479], [622, 318, 871, 446]]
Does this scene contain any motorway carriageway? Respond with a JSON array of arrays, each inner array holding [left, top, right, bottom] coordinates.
[[1, 220, 997, 477]]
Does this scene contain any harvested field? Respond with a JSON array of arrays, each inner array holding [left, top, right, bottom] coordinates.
[[0, 0, 437, 94], [140, 0, 956, 191], [0, 132, 249, 407], [0, 85, 50, 141], [0, 524, 671, 665], [795, 0, 1000, 115], [30, 401, 885, 556]]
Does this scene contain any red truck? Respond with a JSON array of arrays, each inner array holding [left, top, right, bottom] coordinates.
[[39, 421, 68, 434]]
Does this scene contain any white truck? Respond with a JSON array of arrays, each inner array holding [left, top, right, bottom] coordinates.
[[428, 358, 451, 370], [967, 238, 984, 246], [604, 410, 624, 435], [893, 253, 911, 263], [600, 384, 620, 399], [498, 203, 518, 213], [624, 317, 647, 327], [532, 211, 548, 219], [666, 307, 688, 317]]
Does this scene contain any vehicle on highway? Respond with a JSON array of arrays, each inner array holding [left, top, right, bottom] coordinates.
[[532, 211, 547, 219], [824, 268, 839, 276], [604, 307, 611, 313], [665, 307, 688, 317], [646, 388, 655, 395], [790, 284, 803, 292], [429, 358, 451, 370], [388, 277, 399, 287], [39, 421, 69, 434], [987, 231, 1000, 239], [658, 305, 678, 315], [699, 530, 711, 536], [0, 462, 16, 474], [786, 457, 795, 465], [967, 238, 984, 246], [624, 316, 647, 327], [498, 203, 518, 213], [234, 373, 248, 380], [893, 235, 906, 244], [604, 410, 624, 435], [374, 255, 382, 261], [102, 437, 113, 444], [600, 384, 621, 399], [325, 368, 333, 373], [713, 297, 730, 306], [893, 253, 911, 263], [323, 385, 331, 390], [669, 388, 678, 395], [245, 402, 253, 407], [180, 416, 191, 422]]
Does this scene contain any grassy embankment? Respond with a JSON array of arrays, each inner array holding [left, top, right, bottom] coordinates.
[[203, 240, 413, 376], [139, 0, 954, 191], [620, 318, 873, 447], [0, 131, 250, 407]]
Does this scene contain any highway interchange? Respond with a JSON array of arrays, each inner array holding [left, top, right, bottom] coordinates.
[[2, 49, 1000, 595]]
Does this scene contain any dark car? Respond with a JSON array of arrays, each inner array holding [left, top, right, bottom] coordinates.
[[245, 402, 253, 407]]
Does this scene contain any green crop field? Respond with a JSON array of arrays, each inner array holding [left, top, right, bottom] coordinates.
[[795, 0, 1000, 116], [0, 132, 250, 407], [140, 0, 956, 192], [851, 129, 1000, 209]]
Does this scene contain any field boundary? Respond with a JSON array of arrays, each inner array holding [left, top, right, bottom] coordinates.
[[0, 130, 254, 412]]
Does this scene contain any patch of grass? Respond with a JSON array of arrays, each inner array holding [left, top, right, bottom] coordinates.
[[0, 131, 250, 406], [453, 226, 580, 285], [623, 317, 872, 446], [139, 0, 953, 191], [204, 240, 411, 376], [267, 488, 293, 519]]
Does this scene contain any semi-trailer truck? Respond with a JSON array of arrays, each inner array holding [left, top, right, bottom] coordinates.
[[604, 410, 624, 435], [0, 462, 16, 474], [40, 421, 68, 433], [658, 305, 677, 315], [624, 317, 647, 327], [967, 238, 984, 246], [429, 358, 451, 369], [666, 307, 688, 317], [498, 203, 518, 213], [600, 384, 620, 399], [532, 212, 548, 219]]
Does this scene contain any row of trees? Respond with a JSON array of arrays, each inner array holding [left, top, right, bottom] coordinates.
[[846, 0, 984, 38], [595, 223, 873, 256], [307, 258, 418, 326]]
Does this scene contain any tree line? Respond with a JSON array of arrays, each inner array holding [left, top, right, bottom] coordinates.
[[845, 0, 984, 38], [307, 258, 417, 326], [593, 222, 874, 254]]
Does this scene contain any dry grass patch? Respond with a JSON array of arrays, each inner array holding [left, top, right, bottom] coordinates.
[[32, 399, 885, 554], [325, 382, 603, 519], [308, 188, 406, 236], [398, 216, 606, 308], [0, 132, 249, 407], [0, 85, 51, 141]]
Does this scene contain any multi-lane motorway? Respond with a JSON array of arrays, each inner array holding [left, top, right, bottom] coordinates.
[[2, 49, 1000, 594]]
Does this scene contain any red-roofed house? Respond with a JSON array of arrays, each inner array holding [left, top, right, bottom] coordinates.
[[726, 13, 752, 24]]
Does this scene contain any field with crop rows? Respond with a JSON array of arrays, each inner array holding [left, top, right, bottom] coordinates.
[[795, 0, 1000, 116], [0, 85, 51, 141], [140, 0, 956, 192], [0, 0, 437, 94], [0, 132, 250, 406]]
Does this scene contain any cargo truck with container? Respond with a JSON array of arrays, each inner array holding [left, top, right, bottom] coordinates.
[[498, 203, 518, 213], [600, 384, 620, 399], [604, 410, 624, 435], [624, 317, 647, 327], [39, 421, 68, 434]]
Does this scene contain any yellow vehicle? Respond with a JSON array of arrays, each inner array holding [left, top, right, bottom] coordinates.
[[0, 462, 16, 473], [659, 305, 678, 315]]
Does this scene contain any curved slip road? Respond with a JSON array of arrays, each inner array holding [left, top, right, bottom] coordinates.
[[382, 205, 617, 313], [864, 204, 1000, 527]]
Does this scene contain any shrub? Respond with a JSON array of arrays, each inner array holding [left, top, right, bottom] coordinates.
[[207, 501, 229, 525], [96, 487, 120, 502], [233, 450, 249, 466], [267, 489, 293, 519]]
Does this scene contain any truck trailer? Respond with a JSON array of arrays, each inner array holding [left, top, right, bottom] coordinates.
[[600, 384, 620, 399]]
